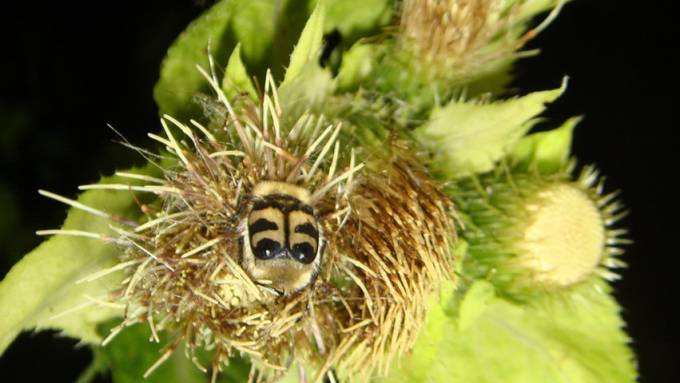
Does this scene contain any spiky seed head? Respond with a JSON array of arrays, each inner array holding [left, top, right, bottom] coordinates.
[[333, 151, 456, 381], [397, 0, 560, 83], [400, 0, 503, 62], [79, 68, 458, 382]]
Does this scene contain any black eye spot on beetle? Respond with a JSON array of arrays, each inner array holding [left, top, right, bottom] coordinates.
[[253, 238, 282, 260], [291, 242, 316, 264]]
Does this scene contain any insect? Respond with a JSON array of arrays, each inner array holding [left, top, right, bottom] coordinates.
[[241, 181, 324, 293]]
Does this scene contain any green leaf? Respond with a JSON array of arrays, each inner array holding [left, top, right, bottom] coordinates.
[[276, 3, 336, 117], [98, 321, 207, 383], [282, 0, 326, 87], [97, 319, 250, 383], [336, 42, 379, 91], [222, 43, 257, 100], [379, 281, 636, 383], [279, 64, 335, 117], [510, 116, 581, 174], [75, 347, 109, 383], [229, 0, 276, 73], [231, 0, 314, 82], [216, 355, 251, 383], [154, 0, 236, 120], [456, 280, 495, 331], [413, 79, 567, 178], [0, 167, 157, 355], [324, 0, 392, 40], [154, 0, 390, 120], [463, 60, 516, 99], [376, 281, 456, 383], [155, 0, 320, 118], [275, 3, 336, 116]]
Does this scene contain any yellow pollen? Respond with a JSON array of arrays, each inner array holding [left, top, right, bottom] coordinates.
[[519, 184, 605, 286]]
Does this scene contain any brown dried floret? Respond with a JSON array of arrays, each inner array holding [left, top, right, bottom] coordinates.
[[328, 153, 456, 381], [398, 0, 564, 80]]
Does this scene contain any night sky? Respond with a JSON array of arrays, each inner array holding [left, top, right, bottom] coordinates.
[[0, 1, 673, 382]]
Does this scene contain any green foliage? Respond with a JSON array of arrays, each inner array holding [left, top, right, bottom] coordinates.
[[414, 79, 567, 179], [0, 167, 158, 355], [153, 0, 320, 118], [379, 281, 637, 383], [336, 43, 380, 91], [98, 323, 206, 383], [222, 43, 257, 100], [373, 281, 457, 383], [279, 64, 335, 117], [323, 0, 392, 39], [155, 0, 393, 120], [94, 320, 250, 383], [332, 0, 568, 113], [278, 1, 336, 115], [154, 0, 235, 120], [510, 116, 581, 173], [282, 1, 326, 87]]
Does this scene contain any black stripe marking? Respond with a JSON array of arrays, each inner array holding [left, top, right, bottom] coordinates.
[[295, 223, 318, 239], [291, 206, 314, 215], [284, 209, 290, 249], [252, 200, 277, 211], [249, 218, 278, 235], [252, 195, 314, 215]]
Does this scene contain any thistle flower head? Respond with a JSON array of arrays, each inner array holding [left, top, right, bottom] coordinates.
[[66, 66, 458, 382], [519, 182, 607, 286], [456, 165, 627, 300], [401, 0, 505, 63], [397, 0, 563, 83]]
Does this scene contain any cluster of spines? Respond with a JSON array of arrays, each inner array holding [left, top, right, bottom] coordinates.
[[36, 65, 365, 382], [398, 0, 565, 77]]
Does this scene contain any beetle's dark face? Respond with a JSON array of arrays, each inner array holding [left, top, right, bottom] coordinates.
[[240, 182, 323, 293]]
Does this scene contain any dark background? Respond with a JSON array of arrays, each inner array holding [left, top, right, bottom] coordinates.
[[0, 1, 674, 382]]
